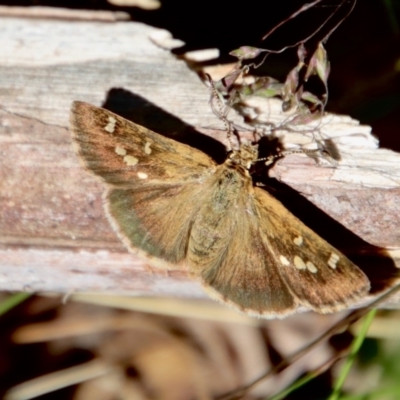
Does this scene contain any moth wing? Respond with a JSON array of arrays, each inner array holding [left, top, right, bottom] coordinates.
[[71, 101, 219, 268], [105, 182, 212, 268], [70, 101, 217, 187], [187, 166, 369, 316], [187, 170, 298, 317], [253, 188, 370, 313]]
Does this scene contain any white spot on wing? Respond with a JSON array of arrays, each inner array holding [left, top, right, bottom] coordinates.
[[123, 155, 138, 166], [279, 255, 290, 266], [294, 256, 306, 270], [115, 146, 127, 156], [328, 252, 340, 269], [306, 261, 318, 273], [293, 236, 303, 246], [104, 116, 116, 133], [137, 172, 148, 179], [144, 141, 152, 154]]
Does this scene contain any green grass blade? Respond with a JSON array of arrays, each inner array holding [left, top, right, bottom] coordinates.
[[0, 292, 31, 317], [328, 308, 378, 400]]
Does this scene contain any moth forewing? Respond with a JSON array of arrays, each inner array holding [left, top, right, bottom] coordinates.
[[253, 188, 370, 312], [70, 101, 217, 188]]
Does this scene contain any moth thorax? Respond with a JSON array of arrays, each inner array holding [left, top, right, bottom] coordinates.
[[228, 144, 258, 170]]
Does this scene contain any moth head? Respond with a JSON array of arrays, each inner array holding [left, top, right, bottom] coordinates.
[[227, 143, 259, 169]]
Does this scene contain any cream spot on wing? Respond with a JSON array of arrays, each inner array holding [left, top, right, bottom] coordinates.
[[144, 141, 152, 154], [104, 116, 116, 133], [137, 172, 148, 179], [293, 236, 303, 246], [328, 252, 340, 269], [123, 155, 138, 166], [306, 261, 318, 273], [294, 255, 306, 270], [115, 146, 127, 156], [279, 255, 290, 266]]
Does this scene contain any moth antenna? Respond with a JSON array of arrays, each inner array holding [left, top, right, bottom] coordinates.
[[260, 147, 330, 166], [206, 74, 235, 151]]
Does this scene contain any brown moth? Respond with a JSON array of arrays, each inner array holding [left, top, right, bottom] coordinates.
[[70, 101, 370, 318]]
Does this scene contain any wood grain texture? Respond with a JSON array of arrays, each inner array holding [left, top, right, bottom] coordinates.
[[0, 7, 399, 309]]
